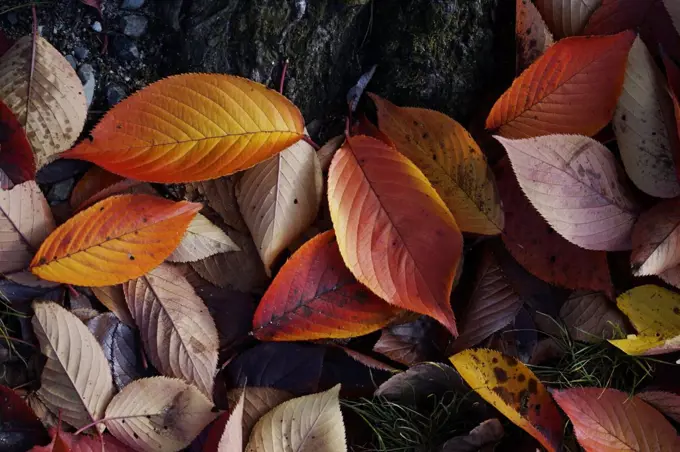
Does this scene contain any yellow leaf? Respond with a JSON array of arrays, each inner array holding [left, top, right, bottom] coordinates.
[[609, 284, 680, 355]]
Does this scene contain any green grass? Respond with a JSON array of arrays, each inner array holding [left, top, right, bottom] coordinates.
[[0, 289, 30, 368]]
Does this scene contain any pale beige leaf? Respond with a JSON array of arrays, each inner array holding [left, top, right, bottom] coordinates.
[[534, 0, 602, 38], [91, 285, 135, 326], [236, 139, 323, 275], [186, 175, 248, 233], [32, 301, 114, 431], [613, 37, 680, 198], [560, 291, 630, 342], [245, 385, 346, 452], [227, 387, 294, 440], [26, 393, 59, 429], [317, 135, 345, 172], [517, 0, 555, 73], [123, 263, 218, 397], [104, 376, 215, 452], [191, 230, 268, 292], [0, 181, 55, 273], [219, 389, 245, 452], [0, 36, 87, 169], [167, 213, 239, 263]]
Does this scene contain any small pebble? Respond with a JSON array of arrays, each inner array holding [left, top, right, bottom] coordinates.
[[112, 36, 140, 61], [77, 64, 96, 108], [65, 55, 78, 70], [121, 15, 148, 38], [74, 46, 90, 60], [47, 179, 76, 204], [121, 0, 145, 10], [7, 12, 18, 25], [92, 21, 102, 33], [106, 85, 127, 106]]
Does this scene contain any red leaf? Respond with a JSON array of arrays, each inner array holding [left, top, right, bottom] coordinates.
[[31, 428, 129, 452], [585, 0, 680, 61], [0, 385, 50, 450], [0, 99, 36, 184]]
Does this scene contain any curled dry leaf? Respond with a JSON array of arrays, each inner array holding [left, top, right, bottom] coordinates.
[[124, 263, 218, 397], [533, 0, 601, 37], [486, 32, 634, 138], [87, 312, 143, 390], [609, 284, 680, 355], [495, 158, 614, 297], [0, 98, 35, 184], [236, 138, 323, 275], [63, 74, 305, 183], [104, 377, 216, 452], [559, 291, 630, 342], [450, 349, 563, 452], [327, 135, 463, 335], [91, 285, 134, 326], [0, 36, 87, 169], [631, 198, 680, 276], [227, 387, 294, 441], [30, 194, 201, 286], [637, 390, 680, 423], [553, 388, 680, 451], [167, 213, 239, 263], [496, 134, 640, 251], [245, 385, 346, 452], [452, 248, 523, 352], [516, 0, 555, 73], [371, 94, 503, 235], [0, 181, 55, 274], [32, 302, 114, 431], [613, 37, 680, 198], [253, 230, 401, 341]]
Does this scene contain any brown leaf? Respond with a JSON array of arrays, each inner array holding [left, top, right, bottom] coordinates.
[[632, 198, 680, 276], [534, 0, 602, 37], [90, 285, 134, 327], [516, 0, 555, 73], [227, 387, 294, 443], [317, 135, 344, 172], [637, 390, 680, 423], [187, 176, 248, 233], [167, 213, 239, 263], [559, 291, 630, 342], [375, 362, 467, 408], [373, 317, 447, 366], [438, 418, 504, 452]]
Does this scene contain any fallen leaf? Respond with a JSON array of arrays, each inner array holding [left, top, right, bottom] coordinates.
[[30, 194, 201, 286], [227, 387, 294, 442], [124, 263, 218, 397], [370, 94, 503, 235], [450, 349, 564, 452], [533, 0, 601, 37], [90, 285, 134, 326], [585, 0, 680, 61], [0, 98, 35, 184], [486, 31, 635, 138], [0, 36, 87, 169], [637, 390, 680, 423], [0, 31, 14, 57], [87, 312, 144, 390], [495, 158, 614, 296], [666, 0, 680, 33], [373, 316, 447, 366], [69, 166, 124, 210], [608, 284, 680, 355], [104, 377, 216, 452], [253, 230, 400, 341], [665, 54, 680, 163], [28, 427, 69, 452], [186, 176, 248, 233], [167, 213, 239, 263], [62, 74, 305, 183], [202, 289, 256, 355], [32, 301, 114, 431], [438, 418, 505, 452], [335, 346, 398, 372], [631, 198, 680, 276], [74, 179, 155, 212], [496, 134, 640, 251], [559, 291, 630, 342], [552, 388, 680, 451], [451, 248, 523, 352], [0, 168, 13, 189], [236, 138, 323, 274], [328, 135, 463, 335], [0, 384, 50, 451], [31, 428, 129, 452], [317, 135, 344, 172], [216, 390, 245, 452], [245, 385, 346, 452], [516, 0, 555, 72], [0, 181, 55, 273], [613, 36, 680, 198]]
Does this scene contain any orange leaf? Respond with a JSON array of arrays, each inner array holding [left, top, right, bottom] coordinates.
[[486, 31, 634, 138], [30, 194, 201, 286], [533, 0, 601, 38], [450, 349, 564, 452], [69, 166, 124, 210], [494, 158, 614, 296], [327, 135, 463, 335], [516, 0, 555, 73], [496, 134, 640, 251], [370, 94, 504, 235], [62, 74, 305, 183], [253, 230, 401, 341], [632, 198, 680, 275], [553, 388, 680, 451]]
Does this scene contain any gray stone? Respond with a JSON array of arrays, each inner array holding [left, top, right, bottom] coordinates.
[[121, 0, 145, 10], [77, 64, 96, 108], [112, 35, 140, 61], [65, 54, 77, 70], [106, 84, 127, 106], [74, 46, 90, 60], [121, 15, 148, 38], [47, 178, 75, 204], [7, 12, 18, 25], [91, 21, 102, 33]]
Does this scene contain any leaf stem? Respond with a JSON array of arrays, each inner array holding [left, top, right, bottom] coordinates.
[[279, 58, 289, 95], [302, 135, 320, 150]]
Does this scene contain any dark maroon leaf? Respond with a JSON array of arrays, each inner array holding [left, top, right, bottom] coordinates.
[[0, 31, 13, 58], [224, 342, 325, 395], [438, 419, 504, 452], [200, 288, 256, 358], [0, 385, 50, 451], [320, 346, 392, 398], [79, 0, 103, 15], [375, 362, 467, 408], [87, 313, 145, 390], [373, 316, 448, 366], [0, 99, 35, 184]]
